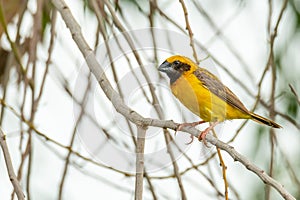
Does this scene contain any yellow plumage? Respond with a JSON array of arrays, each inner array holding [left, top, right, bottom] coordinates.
[[170, 70, 250, 122], [159, 55, 281, 129]]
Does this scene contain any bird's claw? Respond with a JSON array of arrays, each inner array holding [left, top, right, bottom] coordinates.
[[198, 130, 209, 147], [185, 134, 194, 145], [176, 121, 206, 132], [175, 121, 214, 147]]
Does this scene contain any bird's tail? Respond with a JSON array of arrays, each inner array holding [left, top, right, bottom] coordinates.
[[250, 113, 282, 128]]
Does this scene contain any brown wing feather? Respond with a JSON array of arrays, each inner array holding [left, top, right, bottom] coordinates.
[[193, 68, 250, 114]]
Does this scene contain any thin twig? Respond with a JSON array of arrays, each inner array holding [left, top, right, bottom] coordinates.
[[58, 73, 92, 200], [266, 1, 275, 200], [0, 128, 25, 200], [178, 0, 198, 63], [289, 84, 300, 106], [212, 127, 228, 200], [164, 129, 187, 200], [192, 0, 254, 79], [0, 1, 26, 81], [266, 1, 288, 199]]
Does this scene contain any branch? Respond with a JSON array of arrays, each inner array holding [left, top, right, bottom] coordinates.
[[58, 73, 92, 200], [51, 1, 296, 199], [179, 0, 198, 63], [205, 133, 295, 200], [135, 125, 147, 200], [0, 128, 25, 200], [164, 129, 187, 200], [212, 128, 228, 200], [289, 84, 300, 106]]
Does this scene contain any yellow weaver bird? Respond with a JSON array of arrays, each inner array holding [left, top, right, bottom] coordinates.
[[158, 55, 281, 144]]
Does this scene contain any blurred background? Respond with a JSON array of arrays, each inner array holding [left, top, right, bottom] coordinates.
[[0, 0, 299, 199]]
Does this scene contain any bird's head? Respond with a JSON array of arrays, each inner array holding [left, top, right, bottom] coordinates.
[[158, 55, 198, 83]]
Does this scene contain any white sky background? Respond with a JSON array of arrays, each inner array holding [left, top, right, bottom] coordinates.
[[0, 0, 299, 199]]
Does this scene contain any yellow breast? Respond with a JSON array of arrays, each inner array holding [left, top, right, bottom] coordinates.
[[171, 74, 250, 122]]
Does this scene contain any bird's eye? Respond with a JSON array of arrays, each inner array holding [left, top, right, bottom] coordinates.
[[173, 60, 181, 70], [173, 60, 180, 66]]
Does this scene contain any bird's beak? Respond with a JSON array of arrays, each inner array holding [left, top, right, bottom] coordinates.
[[158, 61, 171, 72]]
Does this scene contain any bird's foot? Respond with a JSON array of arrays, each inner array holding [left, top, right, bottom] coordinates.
[[198, 129, 210, 147], [176, 121, 206, 132], [175, 121, 206, 144], [197, 121, 219, 147]]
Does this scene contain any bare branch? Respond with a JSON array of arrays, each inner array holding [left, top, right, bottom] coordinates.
[[289, 84, 300, 106], [135, 125, 147, 200], [58, 73, 92, 200], [0, 128, 25, 200], [212, 128, 228, 200], [265, 1, 288, 198], [178, 0, 198, 63], [205, 133, 295, 200], [164, 129, 187, 200]]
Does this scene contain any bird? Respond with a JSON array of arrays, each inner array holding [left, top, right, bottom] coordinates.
[[158, 55, 281, 144]]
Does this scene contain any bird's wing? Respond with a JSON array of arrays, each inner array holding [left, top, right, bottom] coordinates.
[[193, 68, 249, 114]]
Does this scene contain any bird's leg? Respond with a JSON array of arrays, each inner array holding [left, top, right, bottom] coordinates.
[[175, 121, 207, 144], [198, 121, 219, 146], [176, 120, 206, 132]]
